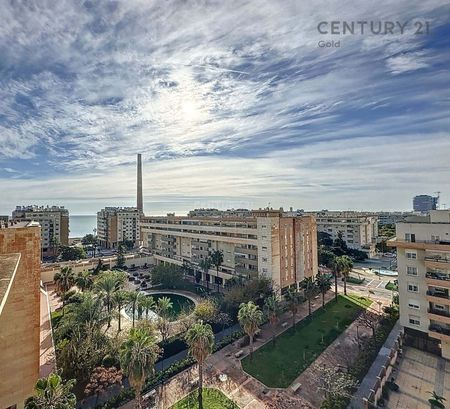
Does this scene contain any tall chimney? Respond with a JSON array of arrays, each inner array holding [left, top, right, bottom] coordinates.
[[137, 153, 143, 213]]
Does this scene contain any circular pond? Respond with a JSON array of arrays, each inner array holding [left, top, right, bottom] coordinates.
[[124, 292, 195, 322]]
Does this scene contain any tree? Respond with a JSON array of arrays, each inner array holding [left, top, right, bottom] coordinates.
[[285, 288, 302, 329], [50, 236, 60, 258], [301, 277, 317, 316], [139, 295, 155, 320], [116, 244, 126, 269], [82, 234, 97, 246], [209, 249, 224, 293], [194, 299, 218, 323], [120, 328, 161, 409], [318, 231, 333, 247], [127, 291, 145, 328], [199, 257, 212, 290], [238, 301, 263, 360], [75, 270, 93, 292], [358, 309, 379, 340], [60, 245, 86, 261], [336, 255, 353, 296], [428, 391, 446, 409], [264, 295, 281, 343], [156, 297, 173, 343], [84, 366, 123, 405], [112, 290, 129, 332], [25, 373, 76, 409], [332, 258, 341, 302], [185, 321, 215, 409], [318, 247, 336, 268], [315, 272, 331, 308], [54, 266, 75, 315], [150, 264, 183, 289], [95, 271, 126, 327], [315, 365, 358, 402]]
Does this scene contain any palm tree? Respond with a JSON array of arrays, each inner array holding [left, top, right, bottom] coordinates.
[[54, 266, 75, 315], [199, 257, 212, 290], [112, 290, 129, 332], [75, 270, 93, 292], [25, 373, 76, 409], [301, 277, 316, 316], [332, 256, 340, 301], [95, 271, 126, 327], [140, 296, 155, 320], [156, 297, 173, 343], [238, 301, 263, 360], [185, 321, 215, 409], [264, 295, 281, 343], [337, 255, 353, 296], [120, 328, 161, 409], [316, 272, 332, 308], [209, 249, 224, 293], [285, 287, 302, 329], [127, 291, 145, 328]]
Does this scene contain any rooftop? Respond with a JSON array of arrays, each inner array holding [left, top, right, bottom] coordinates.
[[0, 253, 20, 314], [0, 220, 40, 229]]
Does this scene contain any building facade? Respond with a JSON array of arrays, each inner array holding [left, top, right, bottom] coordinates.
[[0, 220, 41, 408], [375, 211, 412, 226], [388, 210, 450, 359], [309, 211, 378, 257], [140, 209, 318, 292], [97, 207, 141, 248], [413, 195, 438, 213], [12, 206, 69, 257]]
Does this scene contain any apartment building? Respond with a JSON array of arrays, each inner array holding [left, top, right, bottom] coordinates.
[[0, 220, 41, 408], [413, 194, 438, 213], [188, 208, 253, 218], [140, 209, 318, 292], [388, 210, 450, 359], [309, 211, 378, 257], [12, 205, 69, 257], [375, 211, 412, 226], [97, 207, 141, 249]]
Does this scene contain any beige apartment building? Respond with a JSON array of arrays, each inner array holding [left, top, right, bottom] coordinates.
[[388, 210, 450, 359], [97, 207, 141, 249], [309, 210, 378, 257], [140, 209, 318, 292], [0, 220, 41, 408], [12, 205, 69, 257]]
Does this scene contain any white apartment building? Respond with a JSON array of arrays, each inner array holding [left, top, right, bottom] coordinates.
[[12, 205, 69, 256], [388, 210, 450, 359], [140, 209, 318, 292], [309, 211, 378, 256], [97, 207, 141, 249]]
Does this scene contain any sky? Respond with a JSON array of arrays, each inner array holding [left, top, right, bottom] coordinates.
[[1, 0, 450, 215]]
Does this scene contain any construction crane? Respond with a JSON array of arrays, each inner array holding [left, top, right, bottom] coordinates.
[[434, 191, 441, 209]]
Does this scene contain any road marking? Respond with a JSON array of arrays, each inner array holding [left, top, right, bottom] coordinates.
[[376, 281, 385, 289], [366, 279, 374, 287]]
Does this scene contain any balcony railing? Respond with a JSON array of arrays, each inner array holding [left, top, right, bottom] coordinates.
[[426, 290, 450, 299], [426, 272, 450, 281], [425, 255, 450, 264], [428, 308, 450, 318], [429, 325, 450, 336]]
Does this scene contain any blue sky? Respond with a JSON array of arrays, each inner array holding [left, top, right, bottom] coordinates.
[[1, 0, 450, 215]]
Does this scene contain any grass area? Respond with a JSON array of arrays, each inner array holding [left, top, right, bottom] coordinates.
[[241, 294, 371, 388], [385, 281, 398, 291], [346, 275, 365, 284], [170, 388, 239, 409]]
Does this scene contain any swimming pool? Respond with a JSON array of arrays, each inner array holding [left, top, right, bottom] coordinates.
[[376, 268, 398, 277]]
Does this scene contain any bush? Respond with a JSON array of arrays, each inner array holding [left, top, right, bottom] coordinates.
[[320, 396, 348, 409]]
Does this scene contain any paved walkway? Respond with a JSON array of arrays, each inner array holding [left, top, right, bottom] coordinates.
[[39, 285, 57, 377]]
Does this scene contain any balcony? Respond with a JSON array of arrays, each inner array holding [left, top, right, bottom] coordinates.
[[425, 272, 450, 288], [388, 238, 450, 251], [428, 308, 450, 325], [429, 325, 450, 342], [426, 290, 450, 306], [424, 255, 450, 270]]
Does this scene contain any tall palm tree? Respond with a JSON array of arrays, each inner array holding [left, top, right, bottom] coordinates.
[[238, 301, 263, 360], [25, 373, 76, 409], [112, 290, 129, 332], [120, 328, 161, 409], [54, 266, 75, 315], [209, 249, 224, 293], [315, 272, 332, 308], [185, 321, 215, 409], [95, 271, 126, 327], [127, 291, 145, 328], [332, 256, 340, 301], [337, 255, 353, 296], [156, 297, 173, 343], [75, 270, 93, 292], [285, 287, 302, 329], [140, 296, 155, 320], [264, 295, 281, 343], [301, 277, 316, 316], [199, 257, 212, 290]]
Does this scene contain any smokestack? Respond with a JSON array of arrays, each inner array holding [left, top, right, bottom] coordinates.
[[137, 153, 143, 213]]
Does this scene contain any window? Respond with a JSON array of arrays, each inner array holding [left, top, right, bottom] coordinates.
[[405, 233, 416, 242], [408, 315, 420, 326], [407, 283, 419, 293], [262, 257, 268, 262], [406, 251, 417, 259], [407, 266, 417, 276], [262, 246, 267, 251], [408, 300, 420, 309], [434, 304, 445, 311]]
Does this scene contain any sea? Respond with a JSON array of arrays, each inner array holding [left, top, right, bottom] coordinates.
[[69, 215, 97, 238]]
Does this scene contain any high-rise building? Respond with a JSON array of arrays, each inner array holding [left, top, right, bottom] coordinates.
[[0, 220, 41, 408], [388, 210, 450, 359], [140, 209, 318, 292], [97, 207, 141, 249], [11, 205, 69, 257], [413, 195, 438, 213]]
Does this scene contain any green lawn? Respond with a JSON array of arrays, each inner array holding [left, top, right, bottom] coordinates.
[[241, 294, 371, 388], [170, 388, 239, 409], [385, 281, 398, 291]]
